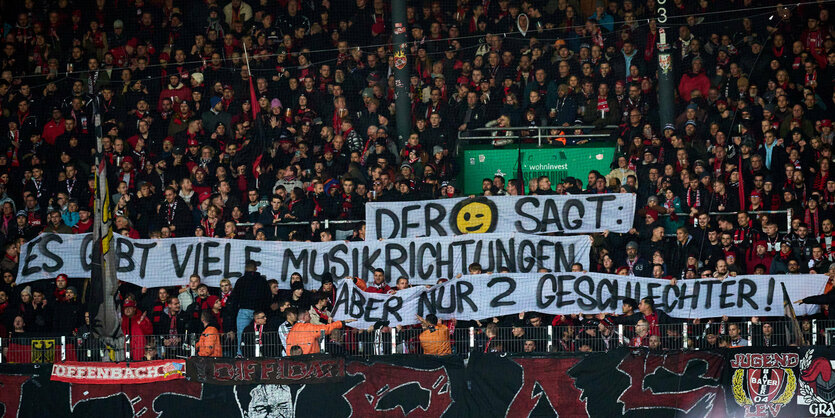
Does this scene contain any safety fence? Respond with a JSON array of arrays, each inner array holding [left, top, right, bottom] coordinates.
[[458, 124, 619, 147], [2, 319, 832, 363], [239, 219, 364, 241], [657, 209, 793, 236]]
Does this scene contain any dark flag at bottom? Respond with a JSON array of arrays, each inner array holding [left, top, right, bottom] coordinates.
[[782, 282, 807, 346]]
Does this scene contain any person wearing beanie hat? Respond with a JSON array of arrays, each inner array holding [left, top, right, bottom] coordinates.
[[284, 278, 312, 321], [270, 98, 282, 109], [746, 240, 774, 274], [769, 241, 796, 274], [317, 273, 336, 309], [202, 96, 232, 133], [679, 56, 710, 102], [624, 241, 650, 277], [53, 273, 69, 303], [206, 294, 221, 315], [53, 284, 84, 335], [320, 272, 334, 285], [645, 209, 659, 223]]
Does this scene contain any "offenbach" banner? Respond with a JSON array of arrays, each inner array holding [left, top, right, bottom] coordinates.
[[332, 273, 826, 328], [51, 360, 186, 384], [365, 194, 636, 240], [17, 233, 591, 289]]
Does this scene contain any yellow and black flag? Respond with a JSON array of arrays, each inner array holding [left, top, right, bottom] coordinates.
[[88, 99, 123, 349]]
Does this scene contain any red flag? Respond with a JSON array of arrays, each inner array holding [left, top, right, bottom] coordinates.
[[738, 153, 745, 211], [249, 76, 259, 120], [252, 154, 262, 179]]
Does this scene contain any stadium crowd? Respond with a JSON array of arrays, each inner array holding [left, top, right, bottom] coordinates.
[[0, 0, 834, 356]]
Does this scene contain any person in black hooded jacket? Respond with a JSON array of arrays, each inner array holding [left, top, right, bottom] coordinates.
[[796, 287, 835, 320], [607, 298, 644, 326], [232, 261, 271, 355], [53, 286, 83, 335]]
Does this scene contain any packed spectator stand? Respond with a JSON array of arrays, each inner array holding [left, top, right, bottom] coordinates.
[[0, 0, 834, 360]]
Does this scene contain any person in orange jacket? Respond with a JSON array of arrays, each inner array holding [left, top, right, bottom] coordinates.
[[350, 276, 367, 291], [196, 311, 222, 357], [285, 311, 356, 355], [417, 314, 452, 355]]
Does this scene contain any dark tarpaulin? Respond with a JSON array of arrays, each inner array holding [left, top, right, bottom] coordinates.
[[0, 355, 470, 418], [9, 349, 835, 417], [568, 349, 727, 418], [469, 348, 727, 418]]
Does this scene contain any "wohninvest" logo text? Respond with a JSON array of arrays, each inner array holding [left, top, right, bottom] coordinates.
[[525, 163, 569, 170]]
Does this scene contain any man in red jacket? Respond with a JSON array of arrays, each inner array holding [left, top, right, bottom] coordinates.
[[41, 107, 65, 145], [364, 268, 392, 294], [158, 74, 192, 112], [746, 240, 774, 274], [122, 299, 153, 361], [678, 57, 710, 102]]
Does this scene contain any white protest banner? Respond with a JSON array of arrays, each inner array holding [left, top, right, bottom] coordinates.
[[332, 273, 827, 328], [17, 233, 591, 289], [365, 194, 636, 240]]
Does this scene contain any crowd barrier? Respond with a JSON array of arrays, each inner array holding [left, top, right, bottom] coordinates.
[[659, 209, 793, 235], [458, 124, 620, 147], [3, 320, 833, 363]]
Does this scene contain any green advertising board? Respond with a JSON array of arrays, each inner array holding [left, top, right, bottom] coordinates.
[[457, 141, 617, 195]]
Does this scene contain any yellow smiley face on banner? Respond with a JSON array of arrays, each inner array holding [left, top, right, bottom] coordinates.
[[450, 197, 498, 234]]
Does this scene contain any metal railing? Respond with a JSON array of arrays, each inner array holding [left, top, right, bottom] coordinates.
[[458, 125, 619, 147], [658, 209, 792, 236], [236, 219, 364, 229], [0, 320, 829, 362], [238, 219, 364, 240]]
